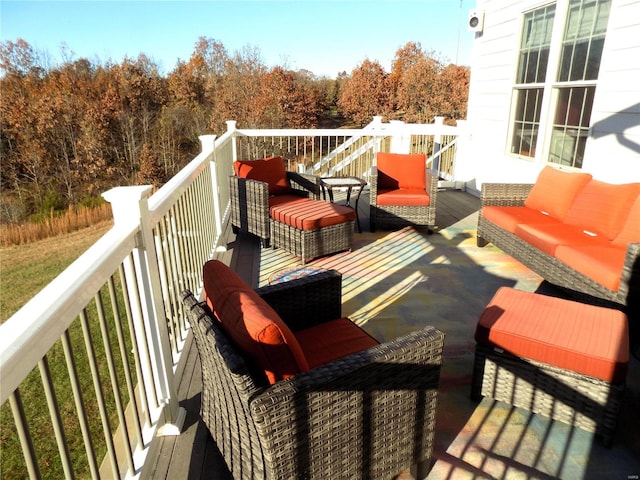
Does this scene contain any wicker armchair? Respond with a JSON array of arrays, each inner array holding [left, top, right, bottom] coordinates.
[[230, 169, 321, 248], [183, 269, 445, 479], [369, 152, 438, 232]]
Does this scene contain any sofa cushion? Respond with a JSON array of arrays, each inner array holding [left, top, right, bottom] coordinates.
[[234, 156, 291, 196], [612, 195, 640, 247], [475, 287, 629, 383], [564, 180, 640, 240], [555, 245, 627, 291], [481, 206, 559, 234], [296, 318, 380, 369], [270, 199, 356, 230], [377, 153, 427, 190], [524, 166, 592, 220], [514, 222, 610, 256], [202, 260, 309, 384], [376, 188, 431, 206]]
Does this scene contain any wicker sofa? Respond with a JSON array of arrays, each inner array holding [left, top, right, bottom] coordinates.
[[183, 259, 445, 479], [477, 166, 640, 308], [230, 156, 355, 263]]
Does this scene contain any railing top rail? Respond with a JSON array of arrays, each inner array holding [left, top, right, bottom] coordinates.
[[233, 120, 460, 138], [235, 123, 460, 137], [0, 221, 140, 404], [146, 133, 224, 224]]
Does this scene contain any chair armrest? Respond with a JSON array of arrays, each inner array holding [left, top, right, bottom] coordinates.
[[287, 171, 321, 199], [230, 175, 270, 202], [229, 175, 271, 241], [249, 326, 445, 477], [255, 270, 342, 331], [369, 166, 379, 203], [481, 183, 533, 207], [426, 170, 438, 205], [621, 242, 640, 299]]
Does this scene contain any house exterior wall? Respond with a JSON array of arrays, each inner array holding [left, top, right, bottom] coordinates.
[[456, 0, 640, 193]]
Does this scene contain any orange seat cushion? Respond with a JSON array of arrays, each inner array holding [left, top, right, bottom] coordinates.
[[296, 318, 379, 369], [612, 195, 640, 247], [524, 166, 592, 220], [270, 199, 355, 230], [514, 222, 610, 256], [555, 245, 627, 291], [268, 194, 309, 209], [481, 206, 559, 233], [376, 152, 427, 190], [234, 156, 291, 196], [202, 260, 309, 384], [376, 188, 431, 206], [564, 180, 640, 240], [475, 287, 629, 383]]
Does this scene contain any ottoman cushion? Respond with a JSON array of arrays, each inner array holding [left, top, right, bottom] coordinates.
[[270, 198, 356, 230], [475, 287, 629, 383]]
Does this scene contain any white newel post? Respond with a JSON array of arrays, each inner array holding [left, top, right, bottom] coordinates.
[[102, 186, 186, 436], [226, 120, 238, 162], [433, 116, 444, 175], [389, 120, 411, 153], [200, 134, 223, 238]]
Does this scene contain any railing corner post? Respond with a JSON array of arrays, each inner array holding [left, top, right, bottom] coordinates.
[[199, 135, 216, 155], [389, 120, 411, 154], [103, 185, 186, 436], [433, 117, 445, 174]]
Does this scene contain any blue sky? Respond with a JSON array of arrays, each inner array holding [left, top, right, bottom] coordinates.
[[1, 0, 475, 78]]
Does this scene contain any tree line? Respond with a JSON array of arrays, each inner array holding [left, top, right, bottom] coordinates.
[[0, 37, 469, 224]]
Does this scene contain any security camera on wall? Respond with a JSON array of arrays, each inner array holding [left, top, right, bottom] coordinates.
[[468, 9, 484, 33]]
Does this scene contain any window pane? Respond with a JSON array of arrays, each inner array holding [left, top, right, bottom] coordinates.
[[517, 5, 555, 84], [511, 88, 543, 157], [586, 37, 605, 79], [581, 87, 595, 127], [558, 0, 611, 82], [549, 87, 594, 167]]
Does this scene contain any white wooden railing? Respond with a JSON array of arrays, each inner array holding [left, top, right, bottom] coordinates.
[[0, 118, 462, 479]]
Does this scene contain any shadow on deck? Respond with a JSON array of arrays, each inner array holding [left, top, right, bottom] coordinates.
[[145, 189, 640, 479]]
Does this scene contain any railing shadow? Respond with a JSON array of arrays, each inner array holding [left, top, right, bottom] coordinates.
[[203, 193, 639, 478]]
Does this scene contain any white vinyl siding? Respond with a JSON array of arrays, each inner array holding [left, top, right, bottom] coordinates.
[[459, 0, 640, 188]]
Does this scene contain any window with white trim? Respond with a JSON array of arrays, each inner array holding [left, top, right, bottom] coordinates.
[[509, 0, 612, 168]]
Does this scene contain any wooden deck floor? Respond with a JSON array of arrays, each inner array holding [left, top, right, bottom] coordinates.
[[144, 189, 640, 479], [144, 189, 478, 479]]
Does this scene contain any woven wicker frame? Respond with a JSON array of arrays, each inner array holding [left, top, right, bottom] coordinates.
[[230, 171, 353, 263], [230, 171, 321, 248], [476, 183, 640, 307], [270, 218, 354, 264], [183, 270, 445, 479], [369, 167, 438, 232], [471, 343, 625, 446]]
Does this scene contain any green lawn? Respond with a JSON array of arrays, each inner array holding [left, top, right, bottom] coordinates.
[[0, 221, 127, 479], [0, 221, 112, 322]]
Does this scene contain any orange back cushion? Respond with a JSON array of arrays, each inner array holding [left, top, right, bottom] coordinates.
[[202, 260, 309, 384], [234, 156, 291, 196], [376, 152, 427, 190], [564, 180, 640, 240], [612, 195, 640, 247], [524, 166, 592, 220]]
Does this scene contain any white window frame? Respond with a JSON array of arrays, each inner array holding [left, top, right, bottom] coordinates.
[[507, 0, 611, 170]]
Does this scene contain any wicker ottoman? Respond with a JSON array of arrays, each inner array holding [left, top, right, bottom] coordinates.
[[270, 199, 356, 264], [471, 287, 629, 446]]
